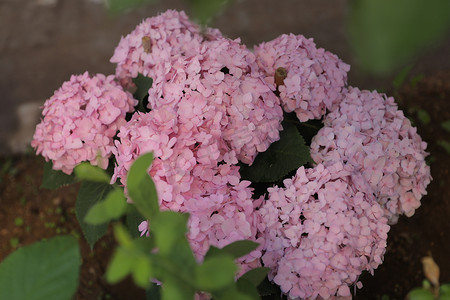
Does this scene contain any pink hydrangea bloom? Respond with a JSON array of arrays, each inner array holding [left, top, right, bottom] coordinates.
[[254, 34, 350, 122], [31, 72, 137, 174], [258, 164, 390, 299], [111, 10, 205, 89], [310, 87, 432, 223], [111, 11, 283, 164], [113, 110, 262, 268]]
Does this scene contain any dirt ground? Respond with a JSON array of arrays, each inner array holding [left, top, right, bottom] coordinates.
[[0, 71, 449, 300]]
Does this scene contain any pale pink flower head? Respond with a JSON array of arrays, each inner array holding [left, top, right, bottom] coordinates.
[[254, 33, 350, 122], [31, 72, 137, 174], [310, 87, 432, 223], [113, 109, 262, 268], [110, 9, 205, 88], [258, 164, 390, 299]]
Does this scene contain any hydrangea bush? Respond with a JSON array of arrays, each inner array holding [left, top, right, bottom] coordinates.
[[31, 10, 431, 299]]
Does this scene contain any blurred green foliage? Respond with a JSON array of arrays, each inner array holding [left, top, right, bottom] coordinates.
[[348, 0, 450, 76]]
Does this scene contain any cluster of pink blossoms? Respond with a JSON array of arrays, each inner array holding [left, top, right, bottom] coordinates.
[[258, 163, 390, 299], [310, 87, 431, 223], [110, 10, 284, 269], [31, 9, 432, 300], [31, 72, 137, 174], [255, 34, 350, 122]]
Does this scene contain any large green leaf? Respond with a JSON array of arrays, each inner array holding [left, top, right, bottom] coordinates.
[[0, 236, 80, 300], [348, 0, 450, 75], [239, 121, 312, 183], [195, 255, 237, 291], [127, 153, 159, 221], [41, 161, 78, 189], [75, 181, 112, 248]]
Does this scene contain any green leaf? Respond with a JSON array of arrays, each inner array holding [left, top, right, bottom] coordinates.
[[437, 140, 450, 155], [407, 288, 434, 300], [416, 109, 431, 125], [127, 153, 159, 221], [75, 181, 112, 248], [441, 120, 450, 133], [187, 0, 233, 25], [41, 161, 78, 189], [151, 211, 189, 255], [126, 205, 146, 238], [84, 188, 127, 225], [132, 256, 153, 289], [107, 0, 155, 14], [441, 283, 450, 297], [238, 267, 270, 286], [131, 74, 153, 112], [146, 282, 162, 300], [0, 236, 80, 300], [236, 278, 260, 300], [195, 255, 237, 291], [256, 276, 281, 297], [239, 121, 312, 182], [74, 162, 111, 183], [161, 277, 195, 300], [205, 240, 259, 260], [348, 0, 450, 75], [105, 247, 135, 284]]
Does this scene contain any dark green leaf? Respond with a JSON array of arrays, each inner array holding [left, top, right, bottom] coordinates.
[[437, 140, 450, 155], [441, 120, 450, 133], [0, 236, 80, 300], [126, 205, 146, 238], [238, 267, 270, 286], [74, 162, 111, 183], [84, 188, 127, 225], [348, 0, 450, 75], [256, 276, 281, 297], [239, 121, 312, 182], [236, 278, 260, 300], [75, 181, 112, 248], [195, 255, 237, 291], [188, 0, 233, 25], [127, 153, 159, 221], [204, 240, 259, 260], [416, 109, 431, 125], [41, 161, 78, 189], [146, 282, 162, 300], [107, 0, 155, 14], [131, 74, 153, 112], [407, 288, 434, 300]]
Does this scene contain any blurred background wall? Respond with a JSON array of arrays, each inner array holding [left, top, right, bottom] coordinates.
[[1, 0, 449, 155]]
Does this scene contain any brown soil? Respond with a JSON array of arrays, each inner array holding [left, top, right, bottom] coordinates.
[[0, 71, 449, 299]]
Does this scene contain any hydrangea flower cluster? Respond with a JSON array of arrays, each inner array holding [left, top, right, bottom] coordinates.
[[31, 72, 137, 174], [111, 110, 263, 266], [310, 87, 431, 223], [255, 34, 350, 122], [31, 9, 431, 300], [258, 163, 390, 299]]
